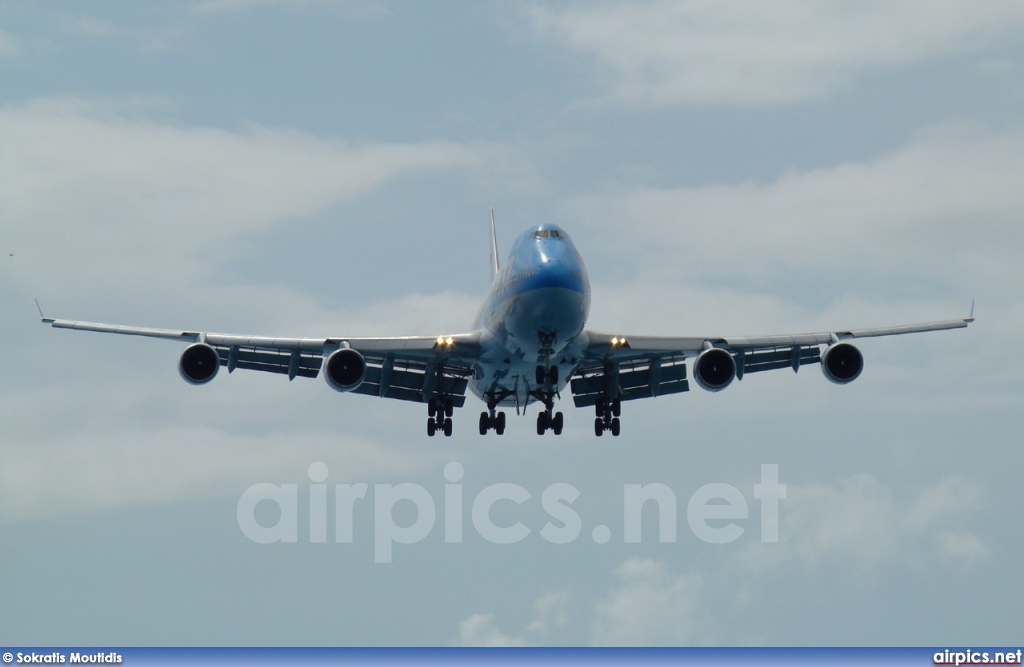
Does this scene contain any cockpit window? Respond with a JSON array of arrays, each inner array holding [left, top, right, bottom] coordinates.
[[532, 229, 562, 239]]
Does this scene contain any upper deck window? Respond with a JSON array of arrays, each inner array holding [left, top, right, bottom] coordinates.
[[532, 229, 563, 239]]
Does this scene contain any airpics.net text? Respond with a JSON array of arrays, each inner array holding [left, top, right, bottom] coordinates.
[[236, 463, 787, 563]]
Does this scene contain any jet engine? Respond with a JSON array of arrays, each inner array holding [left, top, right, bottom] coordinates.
[[178, 343, 221, 385], [820, 342, 864, 384], [323, 348, 367, 392], [693, 347, 736, 392]]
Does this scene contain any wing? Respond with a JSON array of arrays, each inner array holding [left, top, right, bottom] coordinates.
[[39, 309, 482, 408], [570, 301, 976, 408]]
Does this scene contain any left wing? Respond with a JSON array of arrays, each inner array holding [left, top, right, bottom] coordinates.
[[39, 309, 482, 407], [571, 301, 976, 407]]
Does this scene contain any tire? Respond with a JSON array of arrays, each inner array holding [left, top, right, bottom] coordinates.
[[553, 412, 564, 435], [612, 399, 621, 417], [496, 412, 506, 435], [594, 417, 604, 436], [611, 417, 621, 437], [444, 399, 454, 417], [443, 417, 453, 437], [427, 419, 436, 437], [479, 412, 489, 435], [535, 365, 545, 385], [550, 366, 558, 384], [537, 413, 546, 435], [428, 398, 437, 418]]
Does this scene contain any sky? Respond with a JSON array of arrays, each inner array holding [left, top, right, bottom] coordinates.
[[1, 0, 1023, 647]]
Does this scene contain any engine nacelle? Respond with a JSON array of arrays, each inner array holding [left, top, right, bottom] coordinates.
[[820, 342, 864, 384], [323, 347, 367, 392], [693, 347, 736, 392], [178, 343, 220, 385]]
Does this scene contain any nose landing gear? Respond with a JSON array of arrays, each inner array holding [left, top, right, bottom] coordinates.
[[535, 364, 558, 385]]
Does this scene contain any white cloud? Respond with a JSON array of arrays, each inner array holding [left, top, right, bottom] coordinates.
[[458, 474, 989, 645], [0, 425, 438, 526], [528, 0, 1024, 106], [457, 614, 527, 647], [734, 473, 989, 574], [575, 125, 1024, 304], [591, 558, 710, 645], [0, 97, 503, 525], [0, 97, 486, 299], [456, 591, 572, 646]]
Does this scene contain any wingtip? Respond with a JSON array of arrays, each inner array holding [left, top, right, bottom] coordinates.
[[34, 298, 55, 324], [966, 297, 977, 323]]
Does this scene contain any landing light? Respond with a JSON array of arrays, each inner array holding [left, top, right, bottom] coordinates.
[[611, 336, 628, 347], [436, 335, 455, 348]]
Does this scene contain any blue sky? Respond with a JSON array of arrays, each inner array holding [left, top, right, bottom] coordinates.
[[2, 0, 1023, 646]]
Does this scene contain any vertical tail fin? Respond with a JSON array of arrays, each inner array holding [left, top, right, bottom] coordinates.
[[489, 208, 500, 280]]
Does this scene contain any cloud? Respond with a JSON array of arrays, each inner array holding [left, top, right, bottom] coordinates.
[[456, 591, 572, 646], [456, 474, 988, 645], [0, 97, 485, 299], [528, 1, 1024, 106], [591, 559, 710, 645], [456, 614, 526, 647], [574, 125, 1024, 304], [734, 474, 989, 574], [0, 96, 501, 525]]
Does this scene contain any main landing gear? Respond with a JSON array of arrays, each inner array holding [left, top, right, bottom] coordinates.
[[537, 408, 564, 435], [594, 397, 621, 437], [427, 397, 453, 437], [479, 409, 506, 435]]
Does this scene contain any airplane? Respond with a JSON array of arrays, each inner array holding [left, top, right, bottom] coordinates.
[[39, 213, 975, 437]]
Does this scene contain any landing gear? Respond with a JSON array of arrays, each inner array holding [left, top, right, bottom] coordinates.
[[427, 416, 453, 437], [594, 398, 622, 436], [479, 410, 506, 435], [535, 364, 558, 385], [426, 397, 455, 437], [536, 408, 563, 435]]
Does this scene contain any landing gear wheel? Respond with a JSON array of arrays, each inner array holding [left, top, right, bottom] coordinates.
[[427, 419, 436, 437], [612, 399, 621, 417], [479, 412, 489, 435], [553, 411, 564, 435], [496, 412, 506, 435], [537, 411, 548, 435], [428, 398, 437, 418], [549, 366, 558, 384], [594, 417, 604, 436], [611, 417, 621, 437], [535, 365, 545, 385], [443, 417, 453, 437], [444, 399, 454, 417]]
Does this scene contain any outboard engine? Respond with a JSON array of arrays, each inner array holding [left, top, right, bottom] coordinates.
[[820, 342, 864, 384], [693, 347, 736, 392], [323, 348, 367, 392], [178, 343, 220, 385]]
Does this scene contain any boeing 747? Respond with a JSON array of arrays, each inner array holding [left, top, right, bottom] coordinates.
[[40, 214, 975, 436]]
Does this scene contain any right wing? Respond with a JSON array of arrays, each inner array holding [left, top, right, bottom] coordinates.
[[570, 301, 976, 407]]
